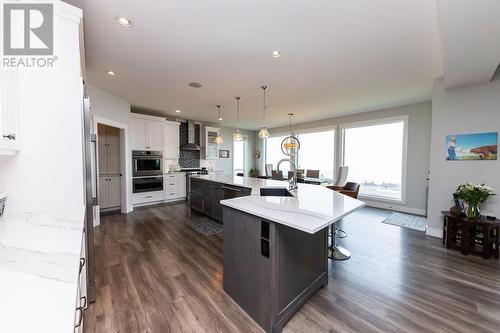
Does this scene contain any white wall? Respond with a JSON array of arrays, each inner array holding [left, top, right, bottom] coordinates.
[[427, 79, 500, 237], [257, 102, 432, 214], [86, 84, 133, 213]]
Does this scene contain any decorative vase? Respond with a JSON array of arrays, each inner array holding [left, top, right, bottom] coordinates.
[[466, 204, 480, 218]]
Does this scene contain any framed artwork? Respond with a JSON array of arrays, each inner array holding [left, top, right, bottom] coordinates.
[[219, 149, 230, 158], [446, 132, 497, 160]]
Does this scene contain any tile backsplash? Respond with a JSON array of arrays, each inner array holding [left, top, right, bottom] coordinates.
[[179, 122, 200, 168]]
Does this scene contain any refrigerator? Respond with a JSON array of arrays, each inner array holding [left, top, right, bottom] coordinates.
[[82, 94, 97, 303]]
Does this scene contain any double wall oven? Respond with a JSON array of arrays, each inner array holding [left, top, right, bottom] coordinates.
[[132, 150, 164, 193]]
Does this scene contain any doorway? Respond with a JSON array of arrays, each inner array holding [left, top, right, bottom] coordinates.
[[97, 123, 122, 214]]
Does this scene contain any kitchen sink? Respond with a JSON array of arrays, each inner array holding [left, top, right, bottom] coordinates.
[[260, 187, 293, 197]]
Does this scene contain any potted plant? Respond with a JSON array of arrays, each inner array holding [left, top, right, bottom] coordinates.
[[249, 168, 259, 177], [454, 182, 496, 218]]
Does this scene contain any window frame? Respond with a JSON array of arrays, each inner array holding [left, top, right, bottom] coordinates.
[[295, 127, 336, 180], [232, 135, 247, 175], [339, 115, 409, 204]]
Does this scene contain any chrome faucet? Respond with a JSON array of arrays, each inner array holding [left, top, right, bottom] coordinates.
[[277, 157, 298, 190]]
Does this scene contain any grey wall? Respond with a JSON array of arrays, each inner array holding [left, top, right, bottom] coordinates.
[[255, 102, 432, 214], [427, 79, 500, 237], [204, 124, 257, 176]]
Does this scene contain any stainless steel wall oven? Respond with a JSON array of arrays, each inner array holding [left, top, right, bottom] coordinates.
[[132, 150, 163, 177]]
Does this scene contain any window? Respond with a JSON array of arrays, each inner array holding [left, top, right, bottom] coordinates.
[[265, 135, 289, 174], [342, 117, 407, 201], [233, 139, 246, 175], [297, 130, 335, 180]]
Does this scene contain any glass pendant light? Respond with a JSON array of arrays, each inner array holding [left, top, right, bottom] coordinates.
[[258, 85, 270, 139], [233, 97, 243, 142], [215, 105, 223, 145]]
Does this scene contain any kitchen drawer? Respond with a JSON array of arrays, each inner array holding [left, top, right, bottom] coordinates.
[[164, 173, 178, 180], [165, 191, 179, 201], [164, 180, 178, 189], [133, 191, 164, 204]]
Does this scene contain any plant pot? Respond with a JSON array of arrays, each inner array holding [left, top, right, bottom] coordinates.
[[466, 204, 481, 219]]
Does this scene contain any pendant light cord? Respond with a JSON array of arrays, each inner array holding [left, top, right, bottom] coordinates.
[[216, 105, 221, 128], [261, 86, 267, 127], [236, 97, 240, 129]]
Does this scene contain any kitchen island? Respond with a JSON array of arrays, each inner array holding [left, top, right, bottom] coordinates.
[[190, 175, 364, 333]]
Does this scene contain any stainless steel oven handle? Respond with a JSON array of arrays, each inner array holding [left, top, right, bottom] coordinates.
[[91, 134, 99, 205]]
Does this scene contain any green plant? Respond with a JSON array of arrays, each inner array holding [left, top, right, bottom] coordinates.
[[249, 168, 259, 177], [454, 182, 495, 206]]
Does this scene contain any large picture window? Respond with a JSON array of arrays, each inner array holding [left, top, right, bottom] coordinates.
[[342, 117, 407, 201], [265, 135, 289, 174], [297, 130, 335, 180]]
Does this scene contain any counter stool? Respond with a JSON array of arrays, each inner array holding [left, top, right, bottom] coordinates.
[[329, 227, 351, 260]]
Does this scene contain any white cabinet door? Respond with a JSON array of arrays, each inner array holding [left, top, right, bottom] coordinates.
[[0, 68, 20, 154], [148, 120, 164, 151], [108, 176, 121, 208], [131, 118, 148, 150], [164, 122, 180, 159], [99, 176, 109, 209], [107, 126, 121, 174], [205, 127, 220, 159], [97, 124, 108, 175], [178, 173, 187, 198]]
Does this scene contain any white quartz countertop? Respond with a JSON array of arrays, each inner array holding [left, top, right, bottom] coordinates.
[[193, 175, 365, 234], [0, 207, 85, 332]]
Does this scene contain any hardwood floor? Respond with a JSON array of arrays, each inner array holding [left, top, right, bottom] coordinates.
[[84, 203, 500, 333]]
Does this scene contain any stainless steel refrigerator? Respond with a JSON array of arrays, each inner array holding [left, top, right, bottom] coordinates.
[[82, 94, 97, 303]]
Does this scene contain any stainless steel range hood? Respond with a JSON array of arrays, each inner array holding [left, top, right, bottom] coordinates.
[[181, 120, 200, 150]]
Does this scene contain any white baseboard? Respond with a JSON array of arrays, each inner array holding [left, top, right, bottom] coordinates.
[[426, 227, 442, 238], [363, 200, 427, 216]]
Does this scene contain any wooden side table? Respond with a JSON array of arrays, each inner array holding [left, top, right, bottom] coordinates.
[[442, 211, 499, 259]]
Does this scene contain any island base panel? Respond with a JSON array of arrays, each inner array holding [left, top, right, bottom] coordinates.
[[223, 207, 328, 333]]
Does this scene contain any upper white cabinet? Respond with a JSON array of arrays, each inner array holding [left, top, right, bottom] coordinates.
[[131, 115, 164, 151], [164, 120, 180, 159], [0, 68, 20, 155], [204, 126, 220, 159]]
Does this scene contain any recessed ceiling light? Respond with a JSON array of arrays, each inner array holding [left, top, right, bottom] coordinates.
[[115, 16, 133, 27], [270, 50, 281, 58], [188, 82, 202, 88], [106, 70, 116, 76], [219, 117, 223, 121], [175, 110, 181, 113]]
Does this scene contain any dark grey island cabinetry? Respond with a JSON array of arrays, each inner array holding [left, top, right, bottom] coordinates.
[[190, 175, 364, 333], [223, 206, 328, 333], [190, 177, 251, 222]]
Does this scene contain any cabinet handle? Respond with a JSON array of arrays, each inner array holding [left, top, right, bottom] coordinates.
[[79, 258, 86, 275], [2, 133, 16, 140], [145, 195, 153, 198], [75, 306, 84, 328]]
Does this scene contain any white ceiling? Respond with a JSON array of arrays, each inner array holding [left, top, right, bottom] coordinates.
[[67, 0, 443, 129], [439, 0, 500, 89]]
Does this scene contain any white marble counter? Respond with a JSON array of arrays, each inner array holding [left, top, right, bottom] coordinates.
[[193, 175, 365, 234], [0, 207, 85, 332]]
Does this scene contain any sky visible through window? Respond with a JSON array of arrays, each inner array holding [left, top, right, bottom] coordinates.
[[233, 139, 245, 174], [343, 121, 404, 200]]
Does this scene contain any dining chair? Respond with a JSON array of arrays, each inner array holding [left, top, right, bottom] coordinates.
[[265, 164, 273, 177], [271, 170, 283, 180], [306, 169, 320, 178], [333, 166, 349, 187], [288, 170, 304, 179]]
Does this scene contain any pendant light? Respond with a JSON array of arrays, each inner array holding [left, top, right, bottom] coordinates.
[[258, 85, 270, 139], [233, 97, 243, 142], [281, 113, 300, 157], [215, 105, 223, 145]]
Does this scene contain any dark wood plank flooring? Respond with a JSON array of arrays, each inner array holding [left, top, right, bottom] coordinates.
[[84, 203, 500, 333]]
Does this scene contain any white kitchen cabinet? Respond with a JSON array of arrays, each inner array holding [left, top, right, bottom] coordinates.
[[131, 115, 165, 151], [0, 68, 20, 155], [133, 190, 164, 205], [163, 173, 187, 201], [203, 126, 220, 159], [164, 121, 180, 159], [98, 124, 121, 175], [131, 117, 148, 150], [99, 176, 121, 210]]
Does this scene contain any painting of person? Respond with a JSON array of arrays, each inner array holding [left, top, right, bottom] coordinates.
[[446, 132, 498, 160]]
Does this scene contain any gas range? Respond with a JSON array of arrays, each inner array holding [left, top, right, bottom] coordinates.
[[181, 168, 209, 176]]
